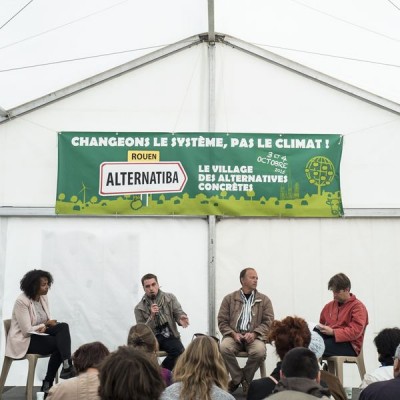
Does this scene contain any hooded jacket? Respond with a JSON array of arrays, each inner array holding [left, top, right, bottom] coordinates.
[[319, 293, 368, 355], [269, 377, 331, 399]]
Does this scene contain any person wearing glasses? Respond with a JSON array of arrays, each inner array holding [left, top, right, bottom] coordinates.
[[317, 273, 368, 357], [217, 267, 274, 395], [134, 273, 189, 371]]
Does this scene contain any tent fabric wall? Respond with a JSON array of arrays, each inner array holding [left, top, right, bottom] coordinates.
[[1, 39, 400, 387], [0, 217, 208, 385], [216, 217, 400, 385]]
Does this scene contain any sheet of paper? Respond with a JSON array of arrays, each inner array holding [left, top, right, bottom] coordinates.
[[28, 331, 49, 336]]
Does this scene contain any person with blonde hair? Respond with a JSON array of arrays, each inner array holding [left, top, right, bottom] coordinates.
[[160, 335, 235, 400], [127, 323, 172, 386]]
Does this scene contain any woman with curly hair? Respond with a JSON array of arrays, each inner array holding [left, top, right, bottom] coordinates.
[[247, 316, 312, 400], [160, 335, 234, 400], [5, 269, 74, 396], [127, 323, 172, 386]]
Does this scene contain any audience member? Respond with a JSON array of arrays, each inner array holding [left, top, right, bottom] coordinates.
[[360, 327, 400, 388], [247, 316, 312, 400], [47, 341, 109, 400], [317, 273, 368, 357], [134, 273, 189, 370], [127, 323, 172, 386], [269, 347, 331, 399], [308, 331, 325, 360], [6, 269, 74, 396], [218, 268, 274, 395], [359, 343, 400, 399], [98, 346, 165, 400], [160, 335, 235, 400], [308, 331, 346, 400]]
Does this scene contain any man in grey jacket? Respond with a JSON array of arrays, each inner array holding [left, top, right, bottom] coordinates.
[[134, 273, 189, 370], [269, 347, 331, 399], [218, 267, 274, 395]]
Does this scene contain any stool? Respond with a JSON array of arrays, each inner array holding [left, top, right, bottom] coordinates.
[[322, 348, 366, 385], [237, 351, 266, 378], [0, 319, 57, 400]]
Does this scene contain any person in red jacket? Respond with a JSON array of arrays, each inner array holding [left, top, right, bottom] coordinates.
[[317, 273, 368, 356]]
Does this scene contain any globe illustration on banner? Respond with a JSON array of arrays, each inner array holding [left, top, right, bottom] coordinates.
[[305, 156, 335, 195]]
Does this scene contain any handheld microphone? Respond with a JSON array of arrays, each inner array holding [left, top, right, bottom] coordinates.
[[150, 294, 158, 314]]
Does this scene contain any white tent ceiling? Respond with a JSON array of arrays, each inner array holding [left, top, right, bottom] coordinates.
[[1, 0, 400, 109]]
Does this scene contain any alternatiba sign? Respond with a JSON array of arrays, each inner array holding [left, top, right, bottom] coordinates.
[[99, 161, 187, 195]]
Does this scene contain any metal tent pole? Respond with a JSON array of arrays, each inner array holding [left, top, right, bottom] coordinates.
[[207, 0, 217, 336]]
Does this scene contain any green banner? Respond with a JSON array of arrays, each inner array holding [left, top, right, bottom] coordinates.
[[56, 132, 343, 217]]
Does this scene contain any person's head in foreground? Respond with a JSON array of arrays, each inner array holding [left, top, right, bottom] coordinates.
[[127, 323, 158, 354], [268, 316, 312, 361], [394, 344, 400, 378], [270, 348, 331, 399], [98, 346, 164, 400], [280, 347, 320, 381], [374, 327, 400, 366], [73, 341, 110, 374], [172, 335, 229, 400]]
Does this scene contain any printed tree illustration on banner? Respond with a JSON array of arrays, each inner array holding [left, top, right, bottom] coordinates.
[[305, 156, 335, 195]]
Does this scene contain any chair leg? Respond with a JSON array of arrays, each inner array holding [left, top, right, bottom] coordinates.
[[335, 360, 344, 385], [0, 357, 13, 395], [357, 359, 366, 380], [327, 359, 336, 376], [26, 356, 39, 400]]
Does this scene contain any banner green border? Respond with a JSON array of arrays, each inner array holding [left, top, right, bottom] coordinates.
[[56, 132, 343, 217]]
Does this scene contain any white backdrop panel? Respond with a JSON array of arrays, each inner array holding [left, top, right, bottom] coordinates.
[[0, 217, 208, 385], [216, 217, 400, 387]]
